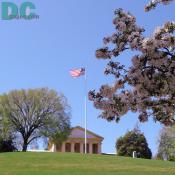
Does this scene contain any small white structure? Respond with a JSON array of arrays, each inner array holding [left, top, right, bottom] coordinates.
[[133, 151, 137, 158], [48, 126, 104, 154]]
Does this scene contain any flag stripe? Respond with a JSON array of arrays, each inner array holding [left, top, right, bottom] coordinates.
[[70, 68, 85, 77]]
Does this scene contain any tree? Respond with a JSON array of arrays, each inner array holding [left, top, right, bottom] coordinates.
[[89, 1, 175, 125], [157, 126, 175, 161], [0, 88, 71, 152], [116, 128, 152, 159], [0, 112, 14, 141]]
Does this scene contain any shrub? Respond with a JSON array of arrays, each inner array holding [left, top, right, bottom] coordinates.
[[0, 138, 16, 152]]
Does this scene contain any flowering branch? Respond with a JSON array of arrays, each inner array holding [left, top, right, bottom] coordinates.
[[145, 0, 173, 12]]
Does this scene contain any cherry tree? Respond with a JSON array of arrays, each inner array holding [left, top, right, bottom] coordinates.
[[89, 1, 175, 125]]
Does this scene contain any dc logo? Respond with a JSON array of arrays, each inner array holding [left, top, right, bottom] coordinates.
[[1, 2, 39, 20]]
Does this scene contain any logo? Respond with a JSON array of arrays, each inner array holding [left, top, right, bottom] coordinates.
[[2, 2, 39, 20]]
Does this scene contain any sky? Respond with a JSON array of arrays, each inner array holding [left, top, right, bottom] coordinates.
[[0, 0, 174, 155]]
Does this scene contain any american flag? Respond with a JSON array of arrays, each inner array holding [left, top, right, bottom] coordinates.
[[70, 68, 85, 77]]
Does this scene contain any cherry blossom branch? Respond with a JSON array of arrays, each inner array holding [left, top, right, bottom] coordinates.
[[145, 0, 173, 12]]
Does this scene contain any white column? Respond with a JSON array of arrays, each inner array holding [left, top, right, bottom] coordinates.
[[89, 143, 93, 154], [51, 144, 56, 152], [98, 143, 101, 154], [80, 143, 84, 153], [62, 142, 65, 153], [71, 143, 75, 153]]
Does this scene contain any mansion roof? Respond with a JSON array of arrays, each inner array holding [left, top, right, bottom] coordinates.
[[69, 126, 104, 141]]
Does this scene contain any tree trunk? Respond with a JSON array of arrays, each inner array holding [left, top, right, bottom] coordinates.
[[22, 140, 28, 152]]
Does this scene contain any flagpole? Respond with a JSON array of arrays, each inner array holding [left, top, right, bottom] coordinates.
[[84, 68, 87, 154]]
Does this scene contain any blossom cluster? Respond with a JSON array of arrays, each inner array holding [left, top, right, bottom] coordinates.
[[145, 0, 173, 11], [96, 9, 145, 59]]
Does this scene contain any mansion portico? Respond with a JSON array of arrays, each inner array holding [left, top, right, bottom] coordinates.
[[49, 126, 104, 154]]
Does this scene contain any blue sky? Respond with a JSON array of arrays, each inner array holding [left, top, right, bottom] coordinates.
[[0, 0, 174, 154]]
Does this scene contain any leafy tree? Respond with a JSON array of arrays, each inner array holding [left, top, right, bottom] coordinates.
[[157, 126, 175, 161], [116, 128, 152, 159], [0, 113, 14, 141], [0, 88, 71, 152], [0, 113, 17, 151], [89, 1, 175, 125]]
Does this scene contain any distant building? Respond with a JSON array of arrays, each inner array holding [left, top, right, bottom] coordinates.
[[48, 126, 104, 154]]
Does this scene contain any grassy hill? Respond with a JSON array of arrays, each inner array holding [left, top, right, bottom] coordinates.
[[0, 152, 174, 175]]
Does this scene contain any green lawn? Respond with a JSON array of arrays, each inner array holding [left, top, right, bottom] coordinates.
[[0, 152, 174, 175]]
